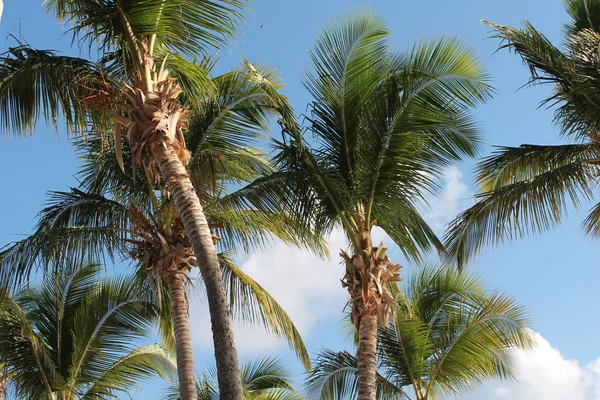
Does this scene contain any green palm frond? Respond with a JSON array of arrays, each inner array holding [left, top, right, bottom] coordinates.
[[0, 45, 105, 135], [275, 9, 490, 257], [564, 0, 600, 35], [484, 20, 600, 137], [445, 147, 596, 266], [45, 0, 248, 58], [305, 350, 407, 400], [310, 267, 532, 400], [0, 226, 124, 289], [163, 357, 300, 400], [0, 263, 170, 398], [185, 62, 287, 192], [83, 344, 176, 398], [38, 188, 133, 231], [306, 267, 534, 399], [0, 287, 57, 398], [219, 255, 310, 370], [476, 144, 598, 191], [304, 7, 390, 190], [396, 268, 532, 396]]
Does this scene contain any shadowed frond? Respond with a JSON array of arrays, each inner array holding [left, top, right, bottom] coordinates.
[[0, 226, 124, 289], [564, 0, 600, 35], [0, 45, 106, 135], [476, 143, 598, 191]]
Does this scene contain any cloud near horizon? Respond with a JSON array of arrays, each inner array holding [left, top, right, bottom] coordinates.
[[490, 332, 600, 400]]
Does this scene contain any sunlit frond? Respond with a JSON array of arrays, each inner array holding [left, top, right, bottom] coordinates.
[[45, 0, 248, 58], [305, 350, 407, 400], [445, 153, 595, 267], [162, 357, 300, 400], [0, 263, 169, 398], [220, 255, 310, 370]]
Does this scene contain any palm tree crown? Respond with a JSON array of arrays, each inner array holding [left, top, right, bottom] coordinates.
[[271, 8, 491, 399], [445, 0, 600, 266], [0, 263, 176, 399], [306, 267, 533, 400]]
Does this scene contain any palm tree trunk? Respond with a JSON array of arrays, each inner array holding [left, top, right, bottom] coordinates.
[[356, 312, 378, 400], [0, 373, 6, 400], [150, 140, 243, 400], [165, 272, 197, 400], [342, 207, 401, 400]]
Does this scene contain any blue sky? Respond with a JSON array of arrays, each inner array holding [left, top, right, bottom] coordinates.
[[1, 1, 599, 399]]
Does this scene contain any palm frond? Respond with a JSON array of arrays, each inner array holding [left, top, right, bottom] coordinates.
[[219, 255, 310, 370], [305, 349, 406, 400], [0, 287, 57, 398], [162, 357, 299, 400], [0, 226, 124, 289], [476, 143, 598, 191], [377, 266, 533, 399], [304, 7, 390, 191], [0, 263, 167, 398], [83, 344, 176, 398], [445, 158, 595, 267], [484, 20, 600, 137], [564, 0, 600, 35], [0, 45, 105, 136], [46, 0, 248, 58]]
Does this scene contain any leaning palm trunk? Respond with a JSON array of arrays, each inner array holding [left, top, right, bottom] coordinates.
[[152, 140, 241, 399], [341, 206, 402, 400], [165, 272, 197, 400], [115, 53, 243, 400]]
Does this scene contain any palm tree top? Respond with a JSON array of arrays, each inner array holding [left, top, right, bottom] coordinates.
[[0, 263, 176, 398], [274, 8, 492, 260], [306, 266, 533, 400], [445, 1, 600, 267]]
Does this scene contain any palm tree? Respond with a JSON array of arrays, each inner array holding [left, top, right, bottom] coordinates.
[[305, 266, 533, 400], [445, 0, 600, 266], [0, 2, 254, 397], [0, 262, 176, 399], [164, 357, 301, 400], [270, 9, 491, 399], [0, 62, 322, 394]]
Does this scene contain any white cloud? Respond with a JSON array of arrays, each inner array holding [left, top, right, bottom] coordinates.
[[422, 166, 470, 232], [490, 332, 600, 400], [189, 229, 351, 355]]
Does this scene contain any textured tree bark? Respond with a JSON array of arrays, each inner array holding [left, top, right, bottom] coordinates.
[[341, 206, 402, 400], [356, 312, 378, 400], [165, 272, 197, 400], [151, 140, 243, 400]]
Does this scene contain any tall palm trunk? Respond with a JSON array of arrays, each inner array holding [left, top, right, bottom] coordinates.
[[356, 313, 378, 399], [151, 140, 243, 400], [341, 206, 402, 400], [118, 54, 244, 399], [165, 272, 197, 400]]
